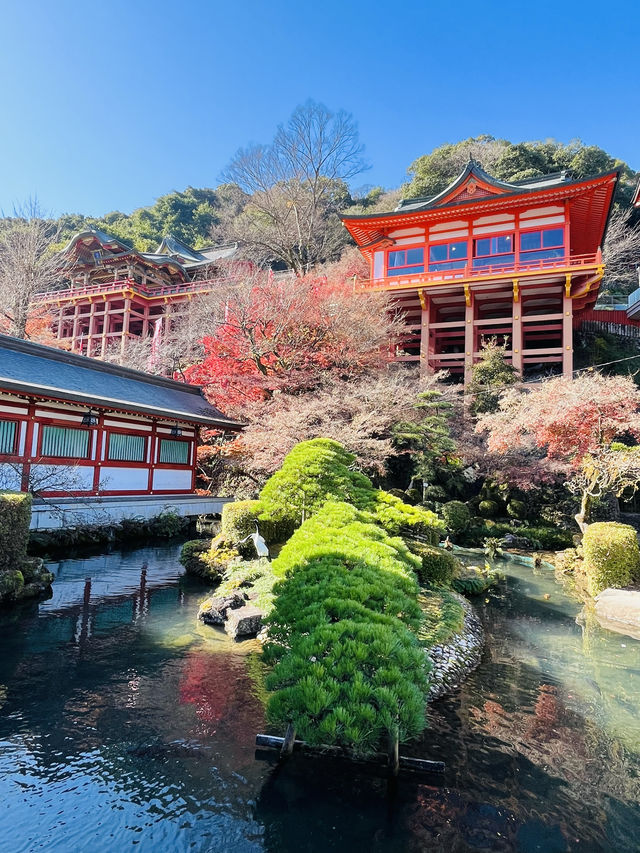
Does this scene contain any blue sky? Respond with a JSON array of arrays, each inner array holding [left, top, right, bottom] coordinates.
[[0, 0, 637, 217]]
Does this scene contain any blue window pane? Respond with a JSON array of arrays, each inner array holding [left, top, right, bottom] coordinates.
[[429, 244, 448, 263], [543, 228, 564, 248], [449, 241, 468, 259], [388, 250, 405, 268], [406, 248, 424, 265], [520, 231, 541, 251], [475, 238, 491, 257], [472, 254, 515, 269], [429, 260, 467, 272], [519, 248, 564, 266], [493, 235, 513, 254], [388, 264, 424, 277]]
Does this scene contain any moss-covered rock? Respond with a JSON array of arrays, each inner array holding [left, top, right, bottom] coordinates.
[[452, 563, 502, 596], [583, 522, 640, 596]]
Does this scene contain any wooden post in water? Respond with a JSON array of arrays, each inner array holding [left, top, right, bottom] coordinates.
[[281, 724, 297, 757], [387, 730, 399, 777]]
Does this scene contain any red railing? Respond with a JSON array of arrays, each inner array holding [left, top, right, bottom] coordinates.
[[32, 277, 220, 304], [355, 251, 603, 292]]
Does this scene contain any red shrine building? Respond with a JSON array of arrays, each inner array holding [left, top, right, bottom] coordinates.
[[342, 162, 619, 381], [33, 229, 240, 357], [0, 334, 239, 529]]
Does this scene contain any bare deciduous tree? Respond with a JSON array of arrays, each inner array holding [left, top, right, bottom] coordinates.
[[217, 101, 368, 273], [0, 200, 69, 339], [602, 208, 640, 292]]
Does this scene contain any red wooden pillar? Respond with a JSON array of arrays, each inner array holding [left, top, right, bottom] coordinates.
[[121, 296, 131, 356], [92, 412, 105, 495], [21, 401, 36, 492], [563, 274, 573, 378], [419, 290, 430, 374], [88, 299, 97, 357], [512, 279, 523, 376], [464, 285, 474, 386], [72, 302, 80, 352]]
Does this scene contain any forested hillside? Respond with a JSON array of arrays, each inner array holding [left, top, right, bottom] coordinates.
[[49, 134, 637, 265]]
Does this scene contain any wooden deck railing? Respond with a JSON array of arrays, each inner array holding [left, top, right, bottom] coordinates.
[[32, 277, 221, 303], [354, 251, 603, 293]]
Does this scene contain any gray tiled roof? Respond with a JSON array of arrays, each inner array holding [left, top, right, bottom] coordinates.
[[0, 336, 240, 429]]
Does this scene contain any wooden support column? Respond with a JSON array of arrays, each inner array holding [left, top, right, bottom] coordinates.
[[88, 299, 97, 357], [121, 296, 131, 356], [56, 305, 64, 340], [419, 290, 430, 374], [72, 302, 80, 352], [563, 274, 573, 378], [512, 279, 523, 376], [464, 284, 474, 386]]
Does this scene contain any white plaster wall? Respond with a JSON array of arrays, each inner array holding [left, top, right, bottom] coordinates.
[[0, 463, 23, 491], [29, 464, 94, 492], [99, 467, 149, 492], [152, 468, 192, 491]]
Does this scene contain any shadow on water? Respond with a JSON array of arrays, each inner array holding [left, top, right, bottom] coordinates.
[[0, 545, 638, 852]]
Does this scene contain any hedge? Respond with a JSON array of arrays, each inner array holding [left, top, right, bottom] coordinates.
[[582, 522, 640, 596], [0, 492, 32, 572], [407, 541, 459, 587], [256, 438, 443, 544], [264, 501, 430, 754]]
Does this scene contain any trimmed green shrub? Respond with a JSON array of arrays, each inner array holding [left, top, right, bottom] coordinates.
[[582, 522, 640, 596], [441, 500, 470, 535], [362, 490, 443, 543], [259, 439, 372, 527], [423, 485, 448, 503], [222, 500, 263, 546], [407, 540, 459, 587], [507, 499, 527, 520], [265, 500, 430, 754], [0, 492, 32, 571], [478, 500, 498, 519]]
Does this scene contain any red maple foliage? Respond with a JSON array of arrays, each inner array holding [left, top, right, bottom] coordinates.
[[477, 373, 640, 468], [184, 269, 398, 415]]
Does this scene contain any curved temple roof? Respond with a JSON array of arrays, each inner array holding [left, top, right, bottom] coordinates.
[[0, 335, 240, 429], [341, 162, 619, 257], [61, 228, 240, 280]]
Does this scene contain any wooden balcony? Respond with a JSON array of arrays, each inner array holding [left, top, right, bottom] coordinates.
[[355, 251, 603, 294], [33, 277, 220, 304]]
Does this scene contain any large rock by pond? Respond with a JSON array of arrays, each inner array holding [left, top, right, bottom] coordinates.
[[224, 605, 263, 639], [593, 588, 640, 641], [197, 592, 245, 625], [428, 592, 484, 700]]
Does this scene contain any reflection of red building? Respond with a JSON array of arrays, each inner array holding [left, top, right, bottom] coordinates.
[[342, 162, 618, 381], [33, 229, 241, 358]]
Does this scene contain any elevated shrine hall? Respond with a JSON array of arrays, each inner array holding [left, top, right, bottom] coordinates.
[[33, 230, 241, 358], [341, 161, 618, 382]]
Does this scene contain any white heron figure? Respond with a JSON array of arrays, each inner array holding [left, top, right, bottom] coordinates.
[[239, 523, 270, 559]]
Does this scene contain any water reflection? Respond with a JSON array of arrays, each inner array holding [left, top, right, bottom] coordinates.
[[0, 546, 638, 852]]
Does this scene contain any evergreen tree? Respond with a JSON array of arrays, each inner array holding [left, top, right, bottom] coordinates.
[[467, 338, 518, 415]]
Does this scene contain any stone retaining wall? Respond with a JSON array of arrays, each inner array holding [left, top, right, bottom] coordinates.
[[428, 591, 484, 700]]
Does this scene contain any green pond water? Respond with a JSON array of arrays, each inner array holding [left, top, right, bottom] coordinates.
[[0, 543, 638, 852]]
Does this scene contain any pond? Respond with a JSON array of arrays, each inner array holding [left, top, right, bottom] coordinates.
[[0, 544, 638, 852]]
